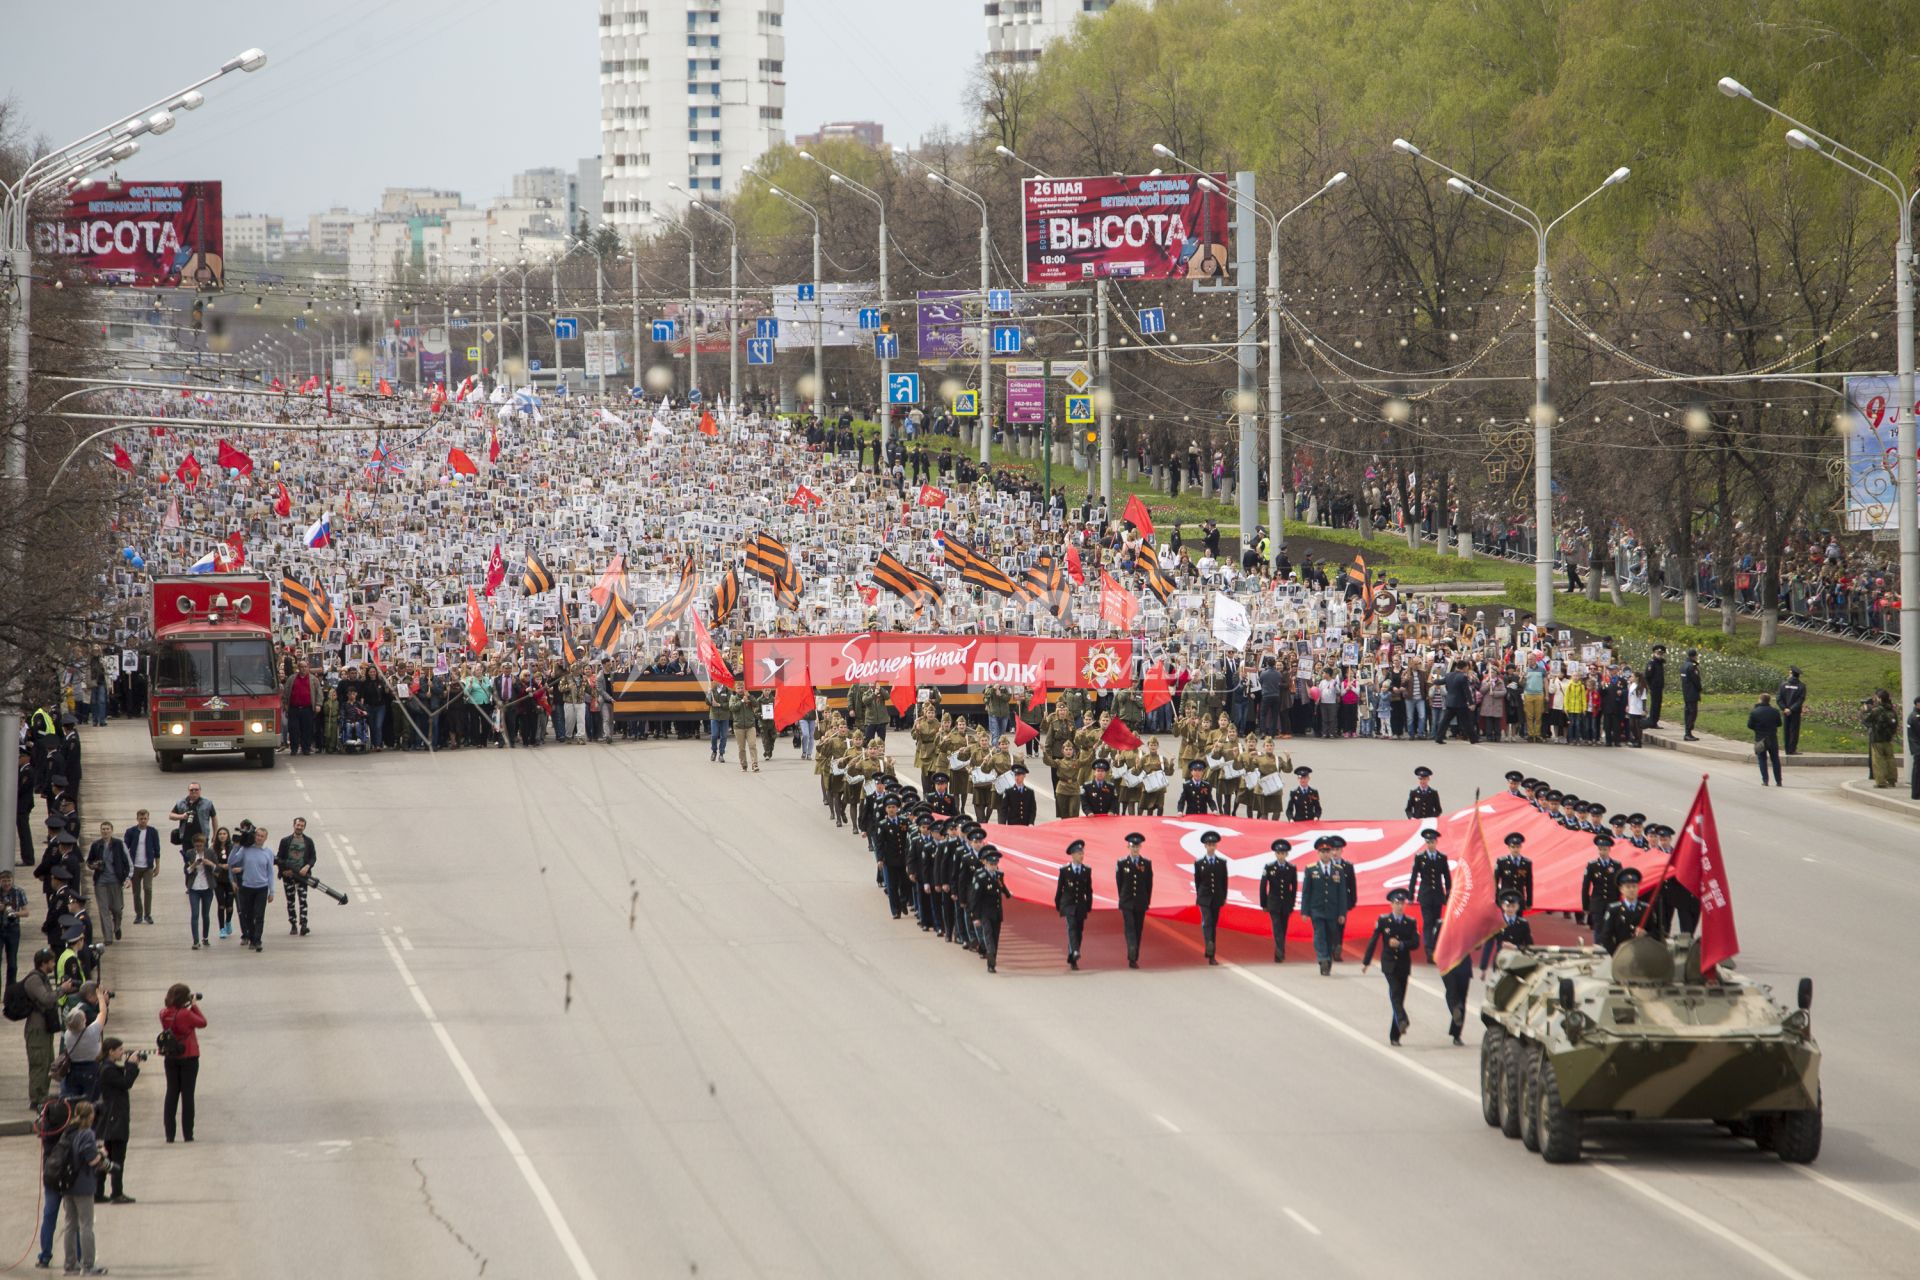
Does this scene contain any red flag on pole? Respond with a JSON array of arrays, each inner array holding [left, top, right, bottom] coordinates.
[[1141, 662, 1172, 714], [698, 410, 719, 437], [377, 378, 393, 396], [692, 610, 735, 689], [1025, 681, 1049, 712], [1100, 718, 1143, 752], [430, 383, 446, 414], [175, 454, 202, 489], [1433, 803, 1504, 975], [447, 447, 479, 476], [484, 543, 506, 598], [216, 439, 255, 477], [274, 481, 292, 518], [299, 375, 320, 394], [1098, 572, 1138, 630], [1665, 776, 1740, 976], [1064, 545, 1085, 585], [1122, 492, 1155, 538], [466, 586, 489, 653], [110, 444, 133, 472], [789, 484, 822, 509], [1012, 716, 1039, 747], [772, 683, 814, 731], [488, 429, 501, 463], [590, 554, 626, 608], [917, 484, 947, 508]]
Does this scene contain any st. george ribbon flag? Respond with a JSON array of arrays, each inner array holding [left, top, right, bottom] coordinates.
[[980, 794, 1667, 943]]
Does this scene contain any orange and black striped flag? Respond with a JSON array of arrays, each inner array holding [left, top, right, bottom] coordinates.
[[280, 576, 335, 637], [1136, 540, 1175, 604], [1347, 554, 1376, 622], [1012, 552, 1070, 619], [521, 550, 554, 596], [594, 589, 635, 654], [774, 558, 804, 610], [710, 567, 739, 626], [744, 531, 792, 585], [873, 551, 943, 613], [942, 535, 1016, 597], [644, 551, 697, 631], [560, 622, 581, 667]]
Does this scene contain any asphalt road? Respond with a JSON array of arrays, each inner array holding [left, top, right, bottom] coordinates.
[[8, 719, 1915, 1279]]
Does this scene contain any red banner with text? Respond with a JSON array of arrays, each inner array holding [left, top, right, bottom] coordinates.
[[1021, 173, 1230, 285], [744, 633, 1134, 691], [37, 181, 224, 288]]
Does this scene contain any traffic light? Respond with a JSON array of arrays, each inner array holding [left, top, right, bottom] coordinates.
[[1084, 430, 1097, 444]]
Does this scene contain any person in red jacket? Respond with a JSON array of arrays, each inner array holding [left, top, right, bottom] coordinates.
[[287, 665, 317, 756], [158, 984, 206, 1142]]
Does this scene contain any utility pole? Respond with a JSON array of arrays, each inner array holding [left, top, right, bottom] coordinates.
[[1096, 277, 1112, 508], [1234, 171, 1258, 538], [686, 232, 699, 401]]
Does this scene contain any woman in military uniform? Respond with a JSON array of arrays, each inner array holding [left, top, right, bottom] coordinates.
[[911, 705, 942, 786], [1137, 739, 1169, 816], [1114, 742, 1143, 815], [1050, 739, 1085, 818], [983, 734, 1014, 822], [839, 743, 870, 833]]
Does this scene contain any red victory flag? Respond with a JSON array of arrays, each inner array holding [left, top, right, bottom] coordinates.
[[274, 481, 292, 518], [855, 583, 878, 606], [447, 446, 479, 476], [484, 543, 506, 599], [1122, 492, 1155, 538], [890, 664, 918, 716], [1101, 718, 1143, 752], [175, 453, 202, 488], [772, 683, 814, 731], [1665, 777, 1740, 976], [110, 444, 134, 472], [488, 429, 501, 463], [465, 586, 489, 653], [1026, 680, 1050, 712], [1064, 545, 1086, 585], [692, 609, 735, 689], [698, 410, 720, 437], [216, 439, 254, 477], [590, 554, 626, 609], [377, 378, 393, 396], [299, 375, 320, 394], [1098, 572, 1138, 630], [1142, 662, 1173, 714], [429, 383, 446, 414], [789, 484, 822, 509], [1011, 716, 1039, 747], [270, 378, 283, 392], [917, 484, 947, 508], [1432, 803, 1503, 975], [218, 531, 246, 570]]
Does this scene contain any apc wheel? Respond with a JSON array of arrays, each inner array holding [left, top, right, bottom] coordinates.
[[1479, 1027, 1507, 1127], [1773, 1094, 1822, 1164], [1498, 1036, 1527, 1139], [1536, 1055, 1583, 1163], [1520, 1046, 1544, 1152]]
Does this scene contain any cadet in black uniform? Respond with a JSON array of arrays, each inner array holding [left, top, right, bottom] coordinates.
[[1114, 831, 1154, 968], [1000, 763, 1039, 825], [1579, 833, 1624, 932], [1479, 891, 1534, 973], [952, 826, 986, 949], [1175, 760, 1214, 815], [927, 774, 961, 820], [1503, 770, 1526, 801], [1285, 766, 1322, 821], [1405, 827, 1452, 961], [970, 847, 1011, 972], [1594, 866, 1662, 954], [1054, 838, 1094, 969], [1626, 813, 1651, 850], [1493, 832, 1534, 911], [874, 796, 912, 918], [907, 811, 937, 929], [1404, 766, 1442, 820], [1362, 888, 1422, 1044], [1651, 825, 1700, 933], [1081, 760, 1120, 816], [1258, 839, 1297, 963], [1193, 830, 1229, 965]]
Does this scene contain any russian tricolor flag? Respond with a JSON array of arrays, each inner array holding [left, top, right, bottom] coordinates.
[[303, 512, 333, 549], [188, 550, 220, 574]]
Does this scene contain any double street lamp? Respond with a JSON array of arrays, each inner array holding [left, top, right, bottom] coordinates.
[[682, 199, 740, 410], [741, 169, 825, 416], [901, 148, 994, 466], [1393, 138, 1628, 626], [799, 151, 891, 451]]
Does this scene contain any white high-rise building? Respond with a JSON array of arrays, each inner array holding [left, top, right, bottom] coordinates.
[[598, 0, 787, 232], [985, 0, 1137, 68]]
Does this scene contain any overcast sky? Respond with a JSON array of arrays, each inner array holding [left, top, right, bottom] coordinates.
[[1, 0, 980, 218]]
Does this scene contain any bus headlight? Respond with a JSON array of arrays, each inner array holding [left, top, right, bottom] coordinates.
[[168, 722, 186, 736], [248, 721, 265, 734]]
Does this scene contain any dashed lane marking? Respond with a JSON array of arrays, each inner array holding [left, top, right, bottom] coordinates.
[[1283, 1208, 1322, 1236]]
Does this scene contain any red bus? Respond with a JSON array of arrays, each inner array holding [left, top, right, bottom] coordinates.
[[148, 574, 281, 771]]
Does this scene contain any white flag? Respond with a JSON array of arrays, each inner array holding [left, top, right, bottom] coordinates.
[[1211, 593, 1251, 651], [599, 407, 630, 429]]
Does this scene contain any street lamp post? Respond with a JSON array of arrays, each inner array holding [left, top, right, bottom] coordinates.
[[800, 151, 890, 452], [918, 162, 994, 466], [1393, 138, 1628, 627], [1718, 74, 1918, 738], [685, 200, 741, 410], [742, 170, 824, 416]]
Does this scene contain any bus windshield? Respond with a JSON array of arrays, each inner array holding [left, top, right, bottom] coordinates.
[[155, 639, 277, 697]]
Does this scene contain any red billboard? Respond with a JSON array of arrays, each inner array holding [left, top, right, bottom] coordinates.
[[743, 633, 1135, 691], [37, 181, 224, 288], [1022, 174, 1229, 285]]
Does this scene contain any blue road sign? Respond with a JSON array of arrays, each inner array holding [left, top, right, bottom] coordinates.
[[756, 316, 779, 339], [530, 359, 543, 372], [797, 283, 816, 302], [858, 307, 883, 330], [450, 317, 470, 330], [991, 325, 1023, 355], [688, 389, 702, 404], [554, 317, 578, 340], [887, 372, 921, 404], [873, 333, 899, 359], [988, 288, 1013, 313], [746, 337, 775, 365], [651, 319, 676, 342], [1138, 307, 1165, 335]]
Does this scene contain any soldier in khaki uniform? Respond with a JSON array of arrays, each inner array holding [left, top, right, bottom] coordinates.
[[815, 720, 847, 811], [1114, 745, 1143, 815], [729, 689, 763, 772], [1051, 740, 1086, 818], [1137, 740, 1170, 816], [911, 705, 942, 784]]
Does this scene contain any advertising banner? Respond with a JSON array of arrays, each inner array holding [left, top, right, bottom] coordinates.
[[1004, 360, 1046, 424], [1022, 174, 1228, 285], [39, 181, 224, 288], [1842, 375, 1919, 533], [744, 633, 1134, 691], [916, 289, 971, 361], [981, 795, 1669, 942], [420, 350, 447, 386]]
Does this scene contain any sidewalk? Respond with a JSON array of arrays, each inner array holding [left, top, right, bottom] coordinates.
[[1837, 776, 1920, 821], [1641, 725, 1870, 769]]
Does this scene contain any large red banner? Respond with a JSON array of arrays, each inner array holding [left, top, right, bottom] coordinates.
[[980, 795, 1667, 943], [1022, 174, 1230, 285], [743, 633, 1134, 691], [37, 181, 224, 288]]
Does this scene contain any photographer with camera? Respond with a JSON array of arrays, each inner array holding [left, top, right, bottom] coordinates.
[[0, 867, 27, 987], [276, 817, 318, 937], [20, 947, 70, 1104], [157, 983, 205, 1143], [94, 1038, 141, 1204], [60, 1001, 105, 1101], [227, 824, 275, 953]]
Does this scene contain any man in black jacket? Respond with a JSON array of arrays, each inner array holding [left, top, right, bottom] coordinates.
[[970, 848, 1011, 973], [1776, 667, 1807, 755], [1645, 644, 1667, 728], [1909, 696, 1920, 801], [872, 797, 912, 920], [1259, 839, 1297, 963], [276, 818, 319, 936], [85, 822, 130, 942], [1053, 840, 1094, 969], [1748, 692, 1784, 786], [1680, 649, 1703, 740], [1193, 831, 1229, 965], [998, 764, 1038, 825], [1361, 890, 1421, 1044], [1114, 832, 1154, 969], [1433, 661, 1478, 744]]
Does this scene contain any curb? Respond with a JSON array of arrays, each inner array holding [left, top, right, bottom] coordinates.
[[1837, 777, 1920, 820], [0, 1118, 32, 1138], [1641, 728, 1868, 769]]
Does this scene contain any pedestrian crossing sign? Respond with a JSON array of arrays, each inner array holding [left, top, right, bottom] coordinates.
[[1065, 394, 1093, 424], [952, 390, 979, 417]]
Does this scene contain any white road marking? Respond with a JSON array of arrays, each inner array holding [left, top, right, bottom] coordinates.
[[397, 934, 414, 952], [1591, 1164, 1812, 1280], [1282, 1207, 1321, 1236], [378, 931, 599, 1280], [1789, 1164, 1920, 1236], [1151, 1113, 1181, 1134], [959, 1040, 1003, 1074]]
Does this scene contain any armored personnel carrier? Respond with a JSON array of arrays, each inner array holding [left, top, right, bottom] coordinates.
[[1478, 936, 1820, 1164]]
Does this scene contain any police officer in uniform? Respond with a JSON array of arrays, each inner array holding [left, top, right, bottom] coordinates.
[[1258, 839, 1297, 963], [1054, 839, 1094, 969], [1285, 766, 1321, 821], [1404, 766, 1441, 820], [1479, 891, 1535, 973], [1175, 760, 1214, 815], [1081, 760, 1120, 816], [1494, 832, 1534, 911], [1405, 827, 1451, 961], [1362, 888, 1422, 1044], [906, 811, 936, 929], [1595, 867, 1662, 954], [970, 847, 1011, 973], [951, 825, 987, 950], [1579, 833, 1624, 933], [1114, 832, 1154, 969], [999, 763, 1038, 825], [927, 773, 961, 821], [1193, 830, 1228, 965], [873, 796, 912, 918], [1503, 769, 1527, 800]]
